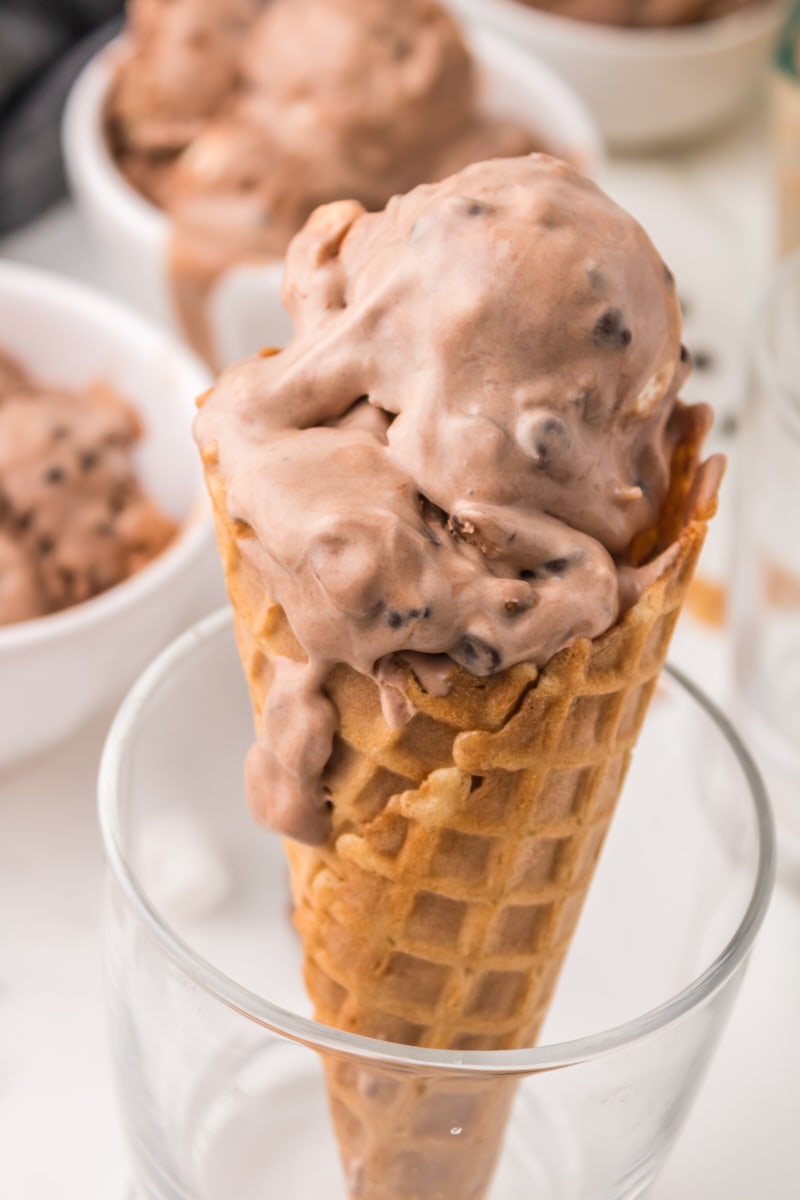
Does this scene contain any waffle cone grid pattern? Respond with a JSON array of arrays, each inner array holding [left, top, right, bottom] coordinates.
[[200, 426, 718, 1200]]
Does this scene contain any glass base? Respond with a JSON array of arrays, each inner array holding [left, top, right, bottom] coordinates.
[[130, 1037, 594, 1200], [117, 1029, 674, 1200]]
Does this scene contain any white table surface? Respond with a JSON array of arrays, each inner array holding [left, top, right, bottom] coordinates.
[[2, 106, 800, 1200]]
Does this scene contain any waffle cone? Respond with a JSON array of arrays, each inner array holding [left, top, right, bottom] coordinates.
[[201, 416, 722, 1200]]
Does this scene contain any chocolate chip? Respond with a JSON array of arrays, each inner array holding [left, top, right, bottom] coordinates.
[[519, 568, 537, 582], [453, 634, 501, 675], [80, 450, 99, 471], [386, 605, 431, 630], [692, 348, 716, 372], [593, 308, 632, 349], [536, 419, 568, 467], [44, 465, 65, 484], [517, 410, 571, 470]]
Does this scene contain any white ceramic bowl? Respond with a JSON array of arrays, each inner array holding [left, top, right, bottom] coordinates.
[[446, 0, 788, 148], [62, 25, 602, 367], [0, 260, 225, 770]]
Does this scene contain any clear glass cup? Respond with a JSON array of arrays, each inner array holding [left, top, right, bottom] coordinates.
[[99, 609, 774, 1200], [731, 249, 800, 874]]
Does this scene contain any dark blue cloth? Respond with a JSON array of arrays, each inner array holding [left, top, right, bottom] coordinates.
[[0, 1, 124, 234]]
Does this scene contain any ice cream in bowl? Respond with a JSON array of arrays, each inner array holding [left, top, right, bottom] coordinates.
[[62, 0, 601, 369], [97, 153, 775, 1200], [0, 260, 222, 770], [446, 0, 788, 147]]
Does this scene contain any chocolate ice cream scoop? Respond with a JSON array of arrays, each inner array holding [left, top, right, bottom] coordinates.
[[0, 351, 176, 625], [195, 154, 721, 842], [108, 0, 261, 152], [106, 0, 539, 364], [164, 0, 535, 236]]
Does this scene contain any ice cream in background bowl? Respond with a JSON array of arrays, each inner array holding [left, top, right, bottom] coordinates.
[[62, 0, 602, 369], [445, 0, 788, 147], [0, 350, 176, 627], [194, 153, 725, 1197], [0, 260, 223, 770]]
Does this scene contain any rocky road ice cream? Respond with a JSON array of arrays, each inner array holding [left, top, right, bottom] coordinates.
[[107, 0, 539, 361], [195, 153, 723, 844], [106, 0, 262, 204], [514, 0, 764, 26], [0, 351, 175, 625]]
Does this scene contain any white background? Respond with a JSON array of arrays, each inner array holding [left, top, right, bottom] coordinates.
[[1, 106, 800, 1199]]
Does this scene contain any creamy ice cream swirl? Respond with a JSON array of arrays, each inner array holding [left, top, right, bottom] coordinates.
[[195, 155, 706, 844], [0, 352, 176, 625]]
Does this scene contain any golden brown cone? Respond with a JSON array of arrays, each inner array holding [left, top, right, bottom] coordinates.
[[201, 412, 723, 1200]]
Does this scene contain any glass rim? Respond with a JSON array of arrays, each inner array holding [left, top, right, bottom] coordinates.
[[754, 248, 800, 438], [98, 606, 775, 1076]]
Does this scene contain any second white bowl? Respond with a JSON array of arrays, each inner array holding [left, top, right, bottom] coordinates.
[[0, 260, 224, 769], [447, 0, 788, 148]]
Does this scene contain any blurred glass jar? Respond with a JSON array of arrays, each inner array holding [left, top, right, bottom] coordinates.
[[772, 2, 800, 254]]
